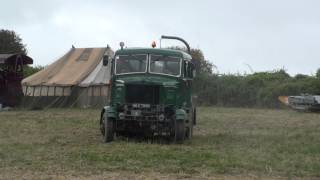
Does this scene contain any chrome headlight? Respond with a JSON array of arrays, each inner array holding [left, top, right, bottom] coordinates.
[[119, 112, 125, 119], [158, 114, 165, 121]]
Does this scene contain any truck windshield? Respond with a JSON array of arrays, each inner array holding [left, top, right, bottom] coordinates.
[[149, 55, 181, 76], [115, 54, 147, 75]]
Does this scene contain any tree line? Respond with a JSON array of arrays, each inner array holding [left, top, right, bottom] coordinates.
[[190, 49, 320, 108], [193, 69, 320, 108], [0, 29, 44, 77]]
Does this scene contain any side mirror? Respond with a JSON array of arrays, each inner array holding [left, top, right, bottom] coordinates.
[[184, 61, 188, 77], [103, 55, 109, 66], [190, 62, 196, 78]]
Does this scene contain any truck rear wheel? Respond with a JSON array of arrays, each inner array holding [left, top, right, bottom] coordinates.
[[175, 120, 185, 143], [104, 117, 114, 143]]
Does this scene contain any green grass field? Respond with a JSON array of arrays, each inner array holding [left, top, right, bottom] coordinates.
[[0, 107, 320, 179]]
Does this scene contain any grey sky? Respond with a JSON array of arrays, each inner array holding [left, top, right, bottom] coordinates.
[[1, 0, 320, 75]]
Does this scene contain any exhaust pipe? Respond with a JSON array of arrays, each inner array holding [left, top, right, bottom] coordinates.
[[161, 35, 191, 54]]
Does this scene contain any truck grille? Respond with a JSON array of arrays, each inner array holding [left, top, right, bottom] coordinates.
[[125, 84, 160, 104]]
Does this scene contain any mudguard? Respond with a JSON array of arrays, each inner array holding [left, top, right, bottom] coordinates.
[[103, 106, 117, 119], [175, 109, 187, 121]]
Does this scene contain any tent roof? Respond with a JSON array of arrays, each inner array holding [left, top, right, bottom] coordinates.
[[79, 60, 112, 87], [22, 47, 113, 86]]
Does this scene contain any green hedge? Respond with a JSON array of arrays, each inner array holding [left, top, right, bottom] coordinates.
[[193, 70, 320, 108]]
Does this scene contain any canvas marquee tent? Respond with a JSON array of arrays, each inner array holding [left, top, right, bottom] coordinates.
[[22, 46, 113, 108]]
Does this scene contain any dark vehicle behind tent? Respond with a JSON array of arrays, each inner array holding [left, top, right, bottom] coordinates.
[[0, 54, 33, 107]]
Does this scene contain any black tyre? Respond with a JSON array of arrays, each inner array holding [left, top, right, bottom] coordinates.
[[186, 125, 193, 139], [193, 107, 197, 125], [100, 115, 105, 136], [175, 120, 185, 143], [104, 116, 114, 143]]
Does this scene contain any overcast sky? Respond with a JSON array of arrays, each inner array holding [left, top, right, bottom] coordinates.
[[1, 0, 320, 75]]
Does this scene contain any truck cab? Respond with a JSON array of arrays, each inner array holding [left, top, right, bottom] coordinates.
[[100, 36, 196, 143]]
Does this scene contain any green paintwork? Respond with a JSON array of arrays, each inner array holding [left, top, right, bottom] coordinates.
[[103, 106, 117, 118], [108, 48, 194, 111], [110, 73, 191, 108], [175, 109, 187, 120], [115, 48, 192, 60]]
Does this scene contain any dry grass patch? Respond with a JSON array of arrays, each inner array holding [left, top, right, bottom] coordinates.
[[0, 107, 320, 179]]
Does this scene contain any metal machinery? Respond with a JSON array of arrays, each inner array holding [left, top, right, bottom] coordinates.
[[100, 36, 197, 143], [0, 54, 33, 107]]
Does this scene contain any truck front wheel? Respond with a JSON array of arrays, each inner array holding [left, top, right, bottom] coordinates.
[[100, 113, 105, 136], [104, 116, 115, 143], [174, 120, 185, 143], [186, 125, 193, 139]]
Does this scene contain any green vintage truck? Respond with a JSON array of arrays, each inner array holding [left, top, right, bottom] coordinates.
[[100, 36, 196, 143]]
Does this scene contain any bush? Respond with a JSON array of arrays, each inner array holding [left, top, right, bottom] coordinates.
[[193, 69, 320, 108]]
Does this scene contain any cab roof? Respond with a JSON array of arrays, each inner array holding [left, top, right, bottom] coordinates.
[[115, 48, 192, 60]]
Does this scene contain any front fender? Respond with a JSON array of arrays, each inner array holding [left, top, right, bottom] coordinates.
[[103, 106, 117, 119], [175, 109, 187, 121]]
